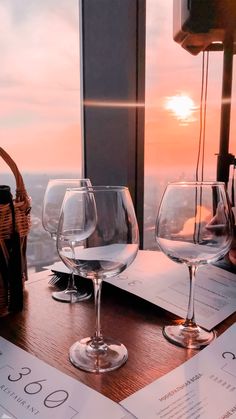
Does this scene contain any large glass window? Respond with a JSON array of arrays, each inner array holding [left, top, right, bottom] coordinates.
[[0, 0, 83, 271], [2, 0, 236, 268], [144, 0, 236, 249]]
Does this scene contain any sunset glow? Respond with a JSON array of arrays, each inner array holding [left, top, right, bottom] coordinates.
[[0, 0, 235, 177], [164, 95, 196, 123]]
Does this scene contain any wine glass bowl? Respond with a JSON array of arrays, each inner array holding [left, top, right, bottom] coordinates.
[[156, 181, 233, 349], [42, 178, 92, 303], [57, 186, 139, 372], [43, 179, 91, 239]]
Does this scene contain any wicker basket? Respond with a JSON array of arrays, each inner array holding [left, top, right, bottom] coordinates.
[[0, 147, 31, 315]]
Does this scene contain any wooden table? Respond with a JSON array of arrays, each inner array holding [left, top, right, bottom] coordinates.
[[0, 268, 235, 403]]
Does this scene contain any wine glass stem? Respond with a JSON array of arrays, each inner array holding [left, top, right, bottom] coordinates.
[[184, 265, 198, 328], [65, 272, 77, 291], [65, 241, 77, 302], [93, 277, 103, 341]]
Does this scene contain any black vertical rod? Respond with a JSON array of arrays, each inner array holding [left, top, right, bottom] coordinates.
[[217, 33, 234, 184]]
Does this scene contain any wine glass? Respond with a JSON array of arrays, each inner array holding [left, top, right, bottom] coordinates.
[[42, 178, 92, 303], [155, 181, 233, 349], [57, 186, 139, 372]]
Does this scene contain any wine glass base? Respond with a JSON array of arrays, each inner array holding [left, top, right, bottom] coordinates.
[[69, 337, 128, 373], [52, 290, 92, 303], [163, 324, 217, 349]]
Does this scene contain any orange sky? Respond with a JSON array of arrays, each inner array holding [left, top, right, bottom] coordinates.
[[1, 124, 82, 173], [0, 0, 82, 173], [145, 0, 236, 179], [0, 0, 235, 177]]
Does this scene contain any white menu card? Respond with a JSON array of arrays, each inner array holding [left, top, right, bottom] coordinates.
[[47, 250, 236, 331], [0, 337, 134, 419], [106, 251, 236, 330], [121, 323, 236, 419]]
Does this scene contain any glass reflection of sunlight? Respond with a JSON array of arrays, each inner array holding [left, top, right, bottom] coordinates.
[[179, 205, 211, 236], [165, 94, 195, 123]]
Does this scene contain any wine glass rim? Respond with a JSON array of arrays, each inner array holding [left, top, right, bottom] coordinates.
[[66, 185, 128, 192], [167, 181, 225, 186]]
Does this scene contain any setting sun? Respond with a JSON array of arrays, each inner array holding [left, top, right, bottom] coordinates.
[[165, 94, 196, 122]]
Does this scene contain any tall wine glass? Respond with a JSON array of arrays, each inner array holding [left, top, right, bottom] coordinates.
[[155, 181, 233, 349], [42, 178, 92, 303], [57, 186, 139, 372]]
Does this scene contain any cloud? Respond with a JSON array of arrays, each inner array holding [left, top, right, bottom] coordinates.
[[0, 2, 80, 89], [0, 1, 82, 172]]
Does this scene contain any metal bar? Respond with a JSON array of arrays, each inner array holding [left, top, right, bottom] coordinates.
[[217, 33, 234, 183]]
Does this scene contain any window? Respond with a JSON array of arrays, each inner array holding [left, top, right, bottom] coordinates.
[[2, 0, 235, 271], [0, 0, 83, 271], [144, 0, 236, 249]]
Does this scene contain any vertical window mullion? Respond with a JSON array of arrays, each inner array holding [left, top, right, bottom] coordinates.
[[81, 0, 146, 247]]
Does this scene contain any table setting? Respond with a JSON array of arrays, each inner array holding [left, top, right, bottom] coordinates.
[[0, 177, 235, 419]]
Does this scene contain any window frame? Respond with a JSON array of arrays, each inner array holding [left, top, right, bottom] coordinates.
[[81, 0, 146, 247]]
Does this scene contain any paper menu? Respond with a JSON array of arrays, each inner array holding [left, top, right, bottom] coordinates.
[[105, 251, 236, 331], [0, 337, 134, 419], [121, 323, 236, 419], [45, 250, 236, 331]]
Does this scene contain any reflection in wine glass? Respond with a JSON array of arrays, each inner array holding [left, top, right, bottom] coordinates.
[[156, 181, 233, 349], [42, 178, 92, 303], [57, 186, 139, 372]]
